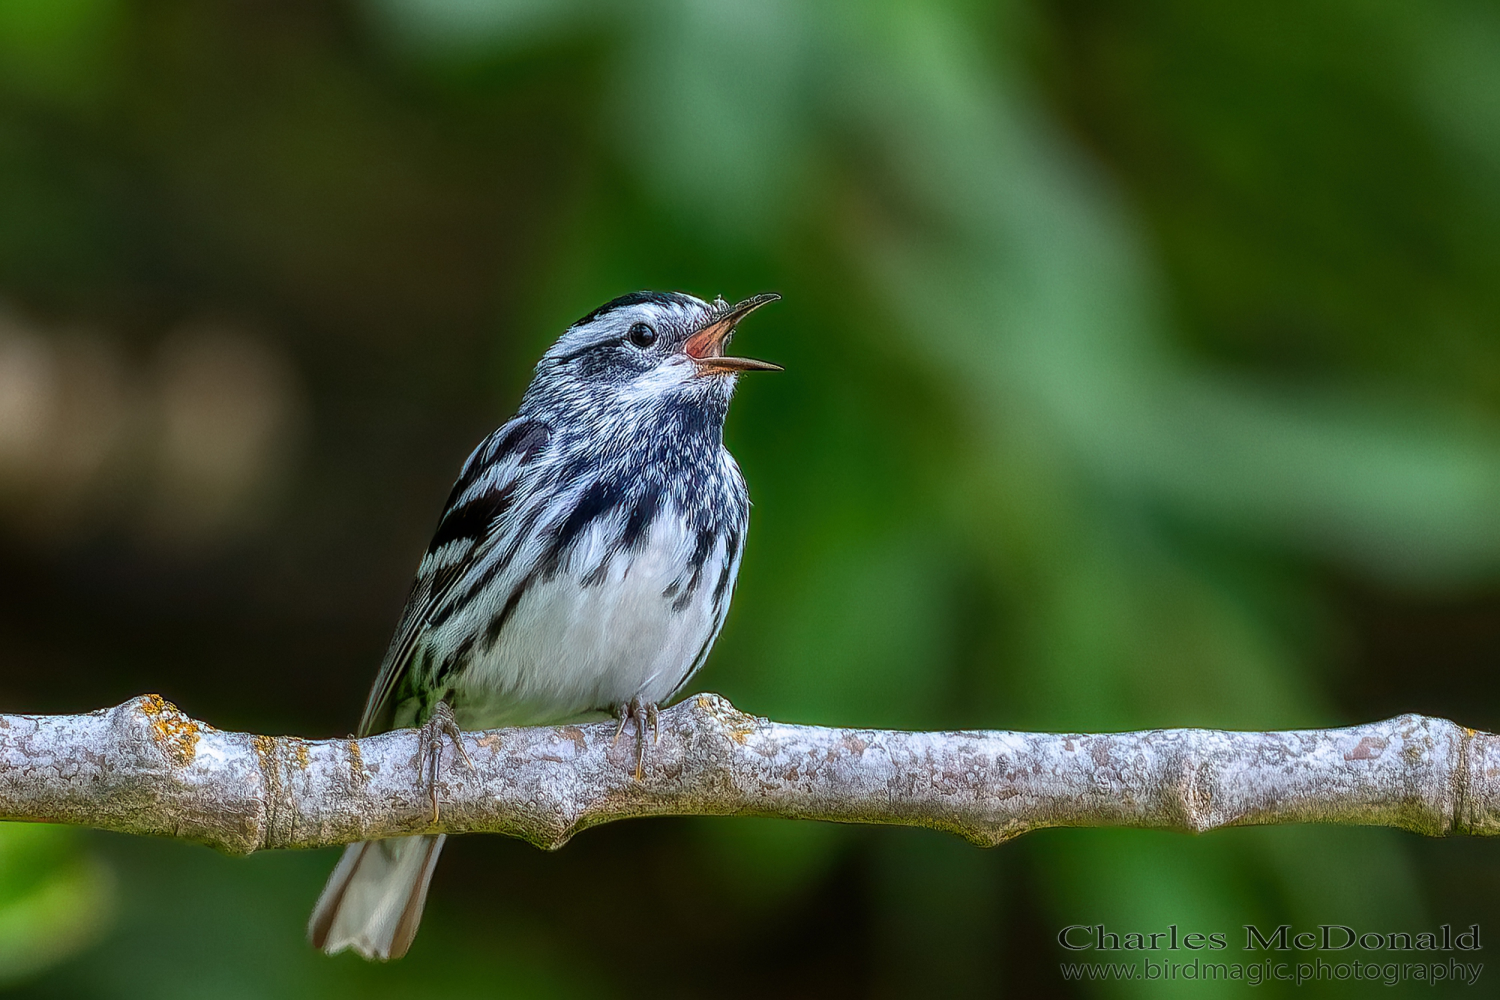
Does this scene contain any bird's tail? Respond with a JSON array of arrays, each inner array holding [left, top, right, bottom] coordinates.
[[308, 834, 446, 960]]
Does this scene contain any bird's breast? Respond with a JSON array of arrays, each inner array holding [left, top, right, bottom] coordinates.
[[436, 486, 746, 729]]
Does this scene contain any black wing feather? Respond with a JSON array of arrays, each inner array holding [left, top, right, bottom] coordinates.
[[357, 418, 551, 735]]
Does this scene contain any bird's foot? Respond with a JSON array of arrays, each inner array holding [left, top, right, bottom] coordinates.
[[612, 697, 660, 781], [417, 700, 472, 823]]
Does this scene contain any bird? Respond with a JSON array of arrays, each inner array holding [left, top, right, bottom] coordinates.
[[308, 290, 780, 960]]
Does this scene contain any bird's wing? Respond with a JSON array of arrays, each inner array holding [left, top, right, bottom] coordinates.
[[357, 417, 554, 736]]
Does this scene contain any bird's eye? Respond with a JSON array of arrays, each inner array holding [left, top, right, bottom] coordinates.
[[627, 322, 657, 348]]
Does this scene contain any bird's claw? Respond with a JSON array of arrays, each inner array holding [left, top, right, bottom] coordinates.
[[613, 697, 659, 782], [418, 701, 471, 823]]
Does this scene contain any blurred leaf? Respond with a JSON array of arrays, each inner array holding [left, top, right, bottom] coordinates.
[[0, 0, 122, 105], [0, 823, 113, 985]]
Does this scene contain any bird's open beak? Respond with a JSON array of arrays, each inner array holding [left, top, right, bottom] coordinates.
[[684, 293, 783, 374]]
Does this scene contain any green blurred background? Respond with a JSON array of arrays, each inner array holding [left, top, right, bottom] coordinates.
[[3, 0, 1500, 996]]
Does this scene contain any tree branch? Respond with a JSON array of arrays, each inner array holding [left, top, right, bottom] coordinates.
[[2, 694, 1498, 854]]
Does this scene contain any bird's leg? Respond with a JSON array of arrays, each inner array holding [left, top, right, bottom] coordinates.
[[611, 697, 660, 781], [633, 701, 648, 780], [417, 700, 472, 824]]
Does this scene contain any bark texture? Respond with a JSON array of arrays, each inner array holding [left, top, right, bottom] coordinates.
[[1, 694, 1497, 854]]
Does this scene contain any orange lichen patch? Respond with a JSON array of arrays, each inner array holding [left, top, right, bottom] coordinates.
[[250, 734, 281, 806], [290, 740, 310, 770], [139, 694, 201, 766], [726, 714, 759, 744], [697, 694, 757, 744], [347, 740, 365, 784]]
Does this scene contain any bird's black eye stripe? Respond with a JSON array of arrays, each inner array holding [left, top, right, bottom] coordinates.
[[551, 332, 649, 364], [628, 322, 657, 348], [551, 340, 614, 364]]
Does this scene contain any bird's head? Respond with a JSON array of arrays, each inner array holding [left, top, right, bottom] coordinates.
[[528, 291, 780, 427]]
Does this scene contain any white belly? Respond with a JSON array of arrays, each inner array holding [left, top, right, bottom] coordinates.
[[440, 504, 729, 729]]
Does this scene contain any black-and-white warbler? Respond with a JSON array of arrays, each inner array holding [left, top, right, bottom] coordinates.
[[309, 290, 780, 960]]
